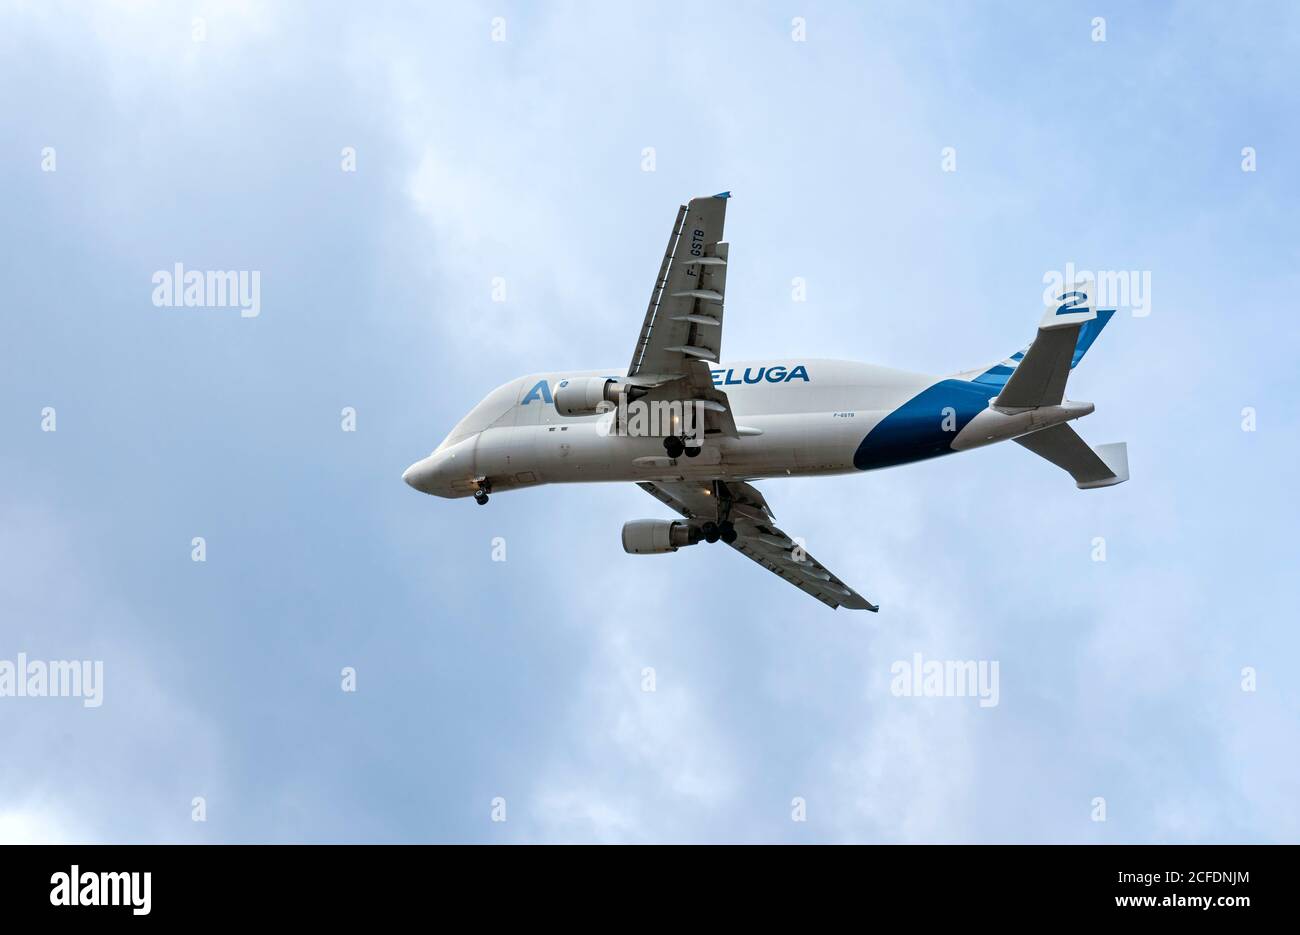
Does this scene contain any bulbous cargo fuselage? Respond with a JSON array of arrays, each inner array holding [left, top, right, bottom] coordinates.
[[401, 358, 1092, 499]]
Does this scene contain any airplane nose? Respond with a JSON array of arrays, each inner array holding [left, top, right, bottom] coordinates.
[[402, 436, 477, 496], [403, 456, 437, 493]]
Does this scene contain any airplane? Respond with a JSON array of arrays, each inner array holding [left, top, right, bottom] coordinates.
[[403, 192, 1128, 611]]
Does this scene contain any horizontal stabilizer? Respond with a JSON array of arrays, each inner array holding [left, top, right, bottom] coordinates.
[[1014, 424, 1129, 489]]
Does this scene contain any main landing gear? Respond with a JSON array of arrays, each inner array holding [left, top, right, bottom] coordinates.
[[700, 520, 737, 545], [473, 479, 491, 506], [663, 436, 701, 459], [699, 481, 738, 544]]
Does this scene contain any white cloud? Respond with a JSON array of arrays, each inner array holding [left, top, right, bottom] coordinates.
[[0, 803, 93, 845], [0, 498, 226, 843], [521, 567, 739, 842]]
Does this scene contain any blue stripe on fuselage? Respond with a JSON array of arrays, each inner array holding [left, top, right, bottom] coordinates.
[[853, 379, 998, 470]]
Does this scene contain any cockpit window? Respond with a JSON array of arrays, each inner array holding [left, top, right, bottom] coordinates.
[[439, 379, 521, 449]]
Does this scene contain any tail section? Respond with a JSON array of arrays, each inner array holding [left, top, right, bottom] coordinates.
[[957, 303, 1116, 401], [957, 282, 1128, 488]]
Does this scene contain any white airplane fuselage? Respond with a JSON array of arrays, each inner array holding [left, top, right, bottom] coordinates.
[[402, 357, 1094, 499]]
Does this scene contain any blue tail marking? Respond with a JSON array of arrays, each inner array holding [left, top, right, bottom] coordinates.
[[972, 309, 1115, 390]]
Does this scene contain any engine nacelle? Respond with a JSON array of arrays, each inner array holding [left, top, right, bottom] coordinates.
[[554, 376, 620, 417], [621, 519, 701, 554]]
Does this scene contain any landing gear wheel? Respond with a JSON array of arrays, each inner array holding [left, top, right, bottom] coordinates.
[[701, 521, 720, 544], [719, 520, 737, 545], [663, 436, 685, 459], [683, 442, 701, 458], [474, 490, 489, 506]]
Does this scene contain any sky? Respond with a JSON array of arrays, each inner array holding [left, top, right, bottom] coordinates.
[[1, 1, 1297, 843]]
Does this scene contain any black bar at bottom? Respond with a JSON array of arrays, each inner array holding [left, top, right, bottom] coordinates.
[[0, 843, 1282, 922]]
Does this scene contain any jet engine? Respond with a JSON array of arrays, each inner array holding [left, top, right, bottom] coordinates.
[[554, 377, 620, 417], [621, 519, 701, 554]]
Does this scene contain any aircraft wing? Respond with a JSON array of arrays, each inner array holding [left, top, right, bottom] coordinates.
[[628, 193, 730, 381], [638, 480, 878, 611]]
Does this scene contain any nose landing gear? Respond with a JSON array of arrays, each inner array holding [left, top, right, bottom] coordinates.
[[473, 478, 492, 506]]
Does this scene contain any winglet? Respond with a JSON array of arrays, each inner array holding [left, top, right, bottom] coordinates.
[[1078, 442, 1129, 489]]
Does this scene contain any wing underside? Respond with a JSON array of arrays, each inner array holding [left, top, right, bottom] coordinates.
[[639, 480, 877, 611]]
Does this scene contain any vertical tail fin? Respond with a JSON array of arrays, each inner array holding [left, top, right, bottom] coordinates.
[[955, 285, 1116, 397]]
